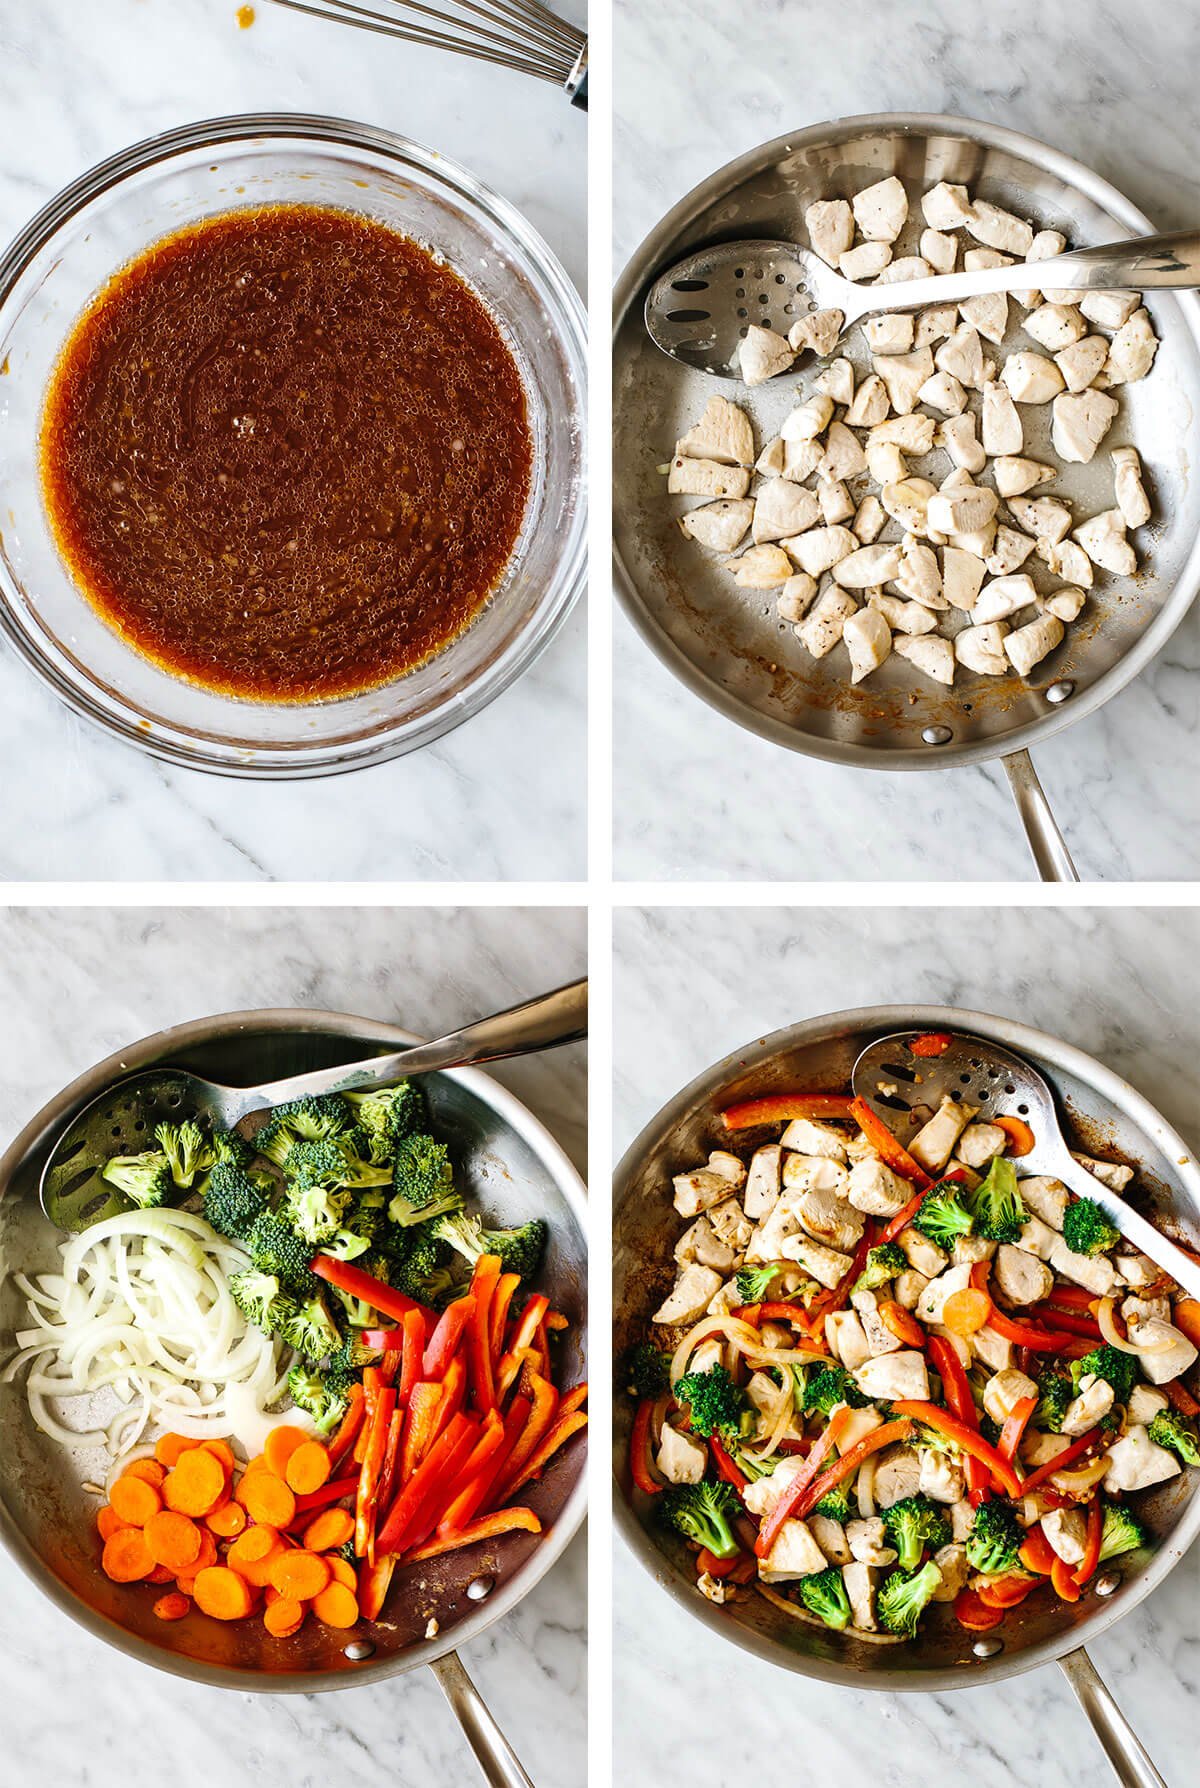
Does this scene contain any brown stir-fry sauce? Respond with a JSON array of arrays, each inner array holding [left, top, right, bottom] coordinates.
[[39, 205, 532, 702]]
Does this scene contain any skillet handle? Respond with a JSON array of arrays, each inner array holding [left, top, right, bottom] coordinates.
[[1002, 749, 1079, 882], [1058, 1648, 1167, 1788], [430, 1650, 535, 1788]]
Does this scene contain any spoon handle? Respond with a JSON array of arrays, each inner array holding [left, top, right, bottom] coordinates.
[[249, 979, 588, 1106], [1051, 1147, 1200, 1303]]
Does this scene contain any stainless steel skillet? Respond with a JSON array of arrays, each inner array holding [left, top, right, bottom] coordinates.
[[613, 115, 1200, 881], [0, 1008, 588, 1788], [613, 1005, 1200, 1788]]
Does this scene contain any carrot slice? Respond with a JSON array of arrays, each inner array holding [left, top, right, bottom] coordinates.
[[1051, 1555, 1081, 1602], [265, 1425, 308, 1479], [995, 1115, 1036, 1157], [195, 1528, 219, 1572], [227, 1525, 279, 1569], [311, 1582, 359, 1628], [194, 1565, 254, 1621], [163, 1448, 227, 1517], [97, 1506, 128, 1542], [303, 1507, 355, 1553], [102, 1529, 155, 1582], [144, 1509, 203, 1572], [153, 1590, 191, 1621], [240, 1471, 297, 1529], [146, 1562, 176, 1584], [109, 1475, 162, 1528], [123, 1457, 167, 1488], [264, 1596, 305, 1638], [954, 1587, 1004, 1631], [206, 1501, 247, 1538], [943, 1288, 994, 1337], [1173, 1299, 1200, 1350], [325, 1554, 358, 1591], [284, 1441, 331, 1497], [1019, 1526, 1058, 1575], [154, 1433, 198, 1468], [268, 1550, 331, 1602], [199, 1438, 236, 1477], [878, 1301, 926, 1348]]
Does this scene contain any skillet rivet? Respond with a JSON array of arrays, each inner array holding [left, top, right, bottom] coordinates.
[[921, 725, 953, 746], [344, 1639, 376, 1661], [467, 1575, 495, 1601], [1094, 1572, 1121, 1597], [972, 1637, 1003, 1659], [1045, 680, 1075, 704]]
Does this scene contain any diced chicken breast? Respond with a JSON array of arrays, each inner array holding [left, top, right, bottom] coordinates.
[[833, 543, 903, 589], [877, 255, 936, 286], [894, 633, 955, 685], [923, 182, 974, 231], [971, 1325, 1015, 1373], [909, 1095, 978, 1173], [959, 290, 1009, 347], [782, 1153, 850, 1198], [1111, 446, 1151, 529], [871, 413, 937, 453], [707, 1198, 752, 1253], [951, 1233, 996, 1265], [846, 373, 891, 428], [1048, 1235, 1117, 1298], [815, 356, 856, 406], [840, 242, 893, 282], [674, 1167, 740, 1218], [870, 593, 939, 636], [864, 314, 916, 356], [949, 1499, 976, 1542], [794, 1184, 865, 1254], [986, 526, 1037, 578], [653, 1263, 724, 1325], [696, 1571, 732, 1605], [1106, 308, 1159, 385], [1042, 1506, 1089, 1564], [917, 1262, 974, 1326], [1009, 496, 1072, 545], [993, 1243, 1054, 1306], [656, 1422, 708, 1484], [895, 539, 946, 608], [1052, 389, 1120, 464], [826, 1309, 873, 1373], [820, 420, 868, 483], [810, 1513, 853, 1565], [855, 1351, 931, 1403], [894, 1268, 931, 1311], [1043, 585, 1087, 623], [1042, 540, 1093, 587], [1074, 510, 1136, 577], [1005, 613, 1064, 677], [842, 1561, 881, 1631], [674, 1213, 737, 1274], [668, 457, 752, 499], [737, 325, 794, 387], [982, 382, 1024, 457], [752, 479, 821, 545], [845, 1517, 897, 1567], [1103, 1423, 1181, 1494], [742, 1456, 805, 1518], [782, 1233, 855, 1288], [957, 1121, 1008, 1168], [819, 480, 855, 527], [779, 1118, 848, 1162], [927, 485, 999, 538], [936, 324, 986, 389], [993, 456, 1056, 498], [1115, 1252, 1160, 1292], [1080, 289, 1140, 329], [1123, 1293, 1170, 1327], [853, 176, 909, 242], [786, 525, 859, 578], [929, 1543, 970, 1602], [1020, 1177, 1069, 1230], [919, 1448, 966, 1504], [897, 1227, 948, 1278], [781, 395, 835, 444], [680, 497, 754, 554], [939, 412, 987, 474], [872, 1443, 924, 1508], [759, 1516, 829, 1582], [1024, 304, 1087, 353], [806, 198, 855, 267], [919, 370, 968, 416], [966, 200, 1034, 257], [777, 574, 819, 624], [782, 439, 824, 483], [842, 607, 893, 685], [942, 546, 987, 611], [915, 303, 960, 350], [1125, 1315, 1199, 1385], [1061, 1375, 1115, 1436], [982, 1366, 1039, 1427], [1015, 228, 1067, 307], [1127, 1384, 1169, 1425], [853, 495, 886, 545], [1072, 1154, 1135, 1194], [789, 308, 845, 358], [1054, 334, 1109, 393], [921, 228, 958, 273], [743, 1144, 783, 1219], [850, 1288, 905, 1357], [732, 545, 793, 589], [880, 476, 937, 535], [874, 348, 935, 416], [677, 396, 756, 466], [846, 1155, 914, 1217], [1002, 352, 1066, 404]]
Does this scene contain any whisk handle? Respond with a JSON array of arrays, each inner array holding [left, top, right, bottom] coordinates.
[[566, 44, 588, 109]]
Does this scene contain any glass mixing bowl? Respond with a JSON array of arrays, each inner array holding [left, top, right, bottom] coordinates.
[[0, 114, 587, 777]]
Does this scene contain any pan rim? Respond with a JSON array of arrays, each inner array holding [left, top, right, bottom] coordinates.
[[612, 109, 1200, 773], [0, 1004, 588, 1695], [612, 1000, 1200, 1692]]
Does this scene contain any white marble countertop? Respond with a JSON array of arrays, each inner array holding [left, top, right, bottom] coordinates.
[[613, 902, 1199, 1787], [613, 0, 1200, 882], [0, 0, 586, 883], [0, 904, 587, 1786]]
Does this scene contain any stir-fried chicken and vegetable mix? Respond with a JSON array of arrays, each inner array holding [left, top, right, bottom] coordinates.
[[7, 1083, 586, 1639], [624, 1057, 1199, 1640]]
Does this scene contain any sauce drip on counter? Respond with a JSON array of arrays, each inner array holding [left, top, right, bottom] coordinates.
[[39, 204, 533, 702]]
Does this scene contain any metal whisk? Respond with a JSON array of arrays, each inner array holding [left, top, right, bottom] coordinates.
[[264, 0, 588, 106]]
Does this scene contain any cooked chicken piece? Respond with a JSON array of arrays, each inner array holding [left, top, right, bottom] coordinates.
[[915, 303, 960, 350], [674, 1213, 737, 1274], [752, 480, 821, 545], [732, 545, 793, 589], [782, 1232, 855, 1289], [782, 1152, 850, 1197], [966, 200, 1034, 257], [895, 539, 946, 608], [1106, 308, 1159, 384], [706, 1277, 743, 1318], [1079, 289, 1139, 329], [1053, 334, 1109, 393], [947, 1499, 975, 1544], [709, 1153, 749, 1191], [896, 1226, 947, 1278], [1061, 1374, 1116, 1440], [777, 574, 820, 624], [755, 436, 786, 478], [1022, 1430, 1072, 1471], [941, 546, 987, 612], [893, 633, 955, 686], [1115, 1252, 1160, 1292], [806, 198, 855, 267], [819, 480, 856, 527], [1040, 584, 1085, 625], [842, 607, 893, 685], [872, 1442, 925, 1508], [737, 324, 794, 387], [939, 412, 987, 474], [1125, 1294, 1171, 1329], [867, 444, 910, 490], [921, 181, 973, 231], [877, 256, 936, 286], [789, 308, 845, 358], [870, 593, 939, 637], [758, 1516, 830, 1584], [781, 395, 834, 444], [793, 589, 855, 658], [745, 1369, 789, 1422], [950, 1234, 996, 1266], [782, 438, 825, 483], [1128, 1383, 1170, 1425], [874, 348, 935, 416], [993, 456, 1056, 498], [1004, 613, 1064, 677], [927, 485, 999, 538], [674, 1165, 740, 1218], [908, 1095, 978, 1173], [785, 525, 859, 579], [916, 1262, 973, 1326], [919, 1448, 966, 1504], [654, 1421, 709, 1486], [1002, 352, 1065, 404], [810, 1513, 853, 1565], [864, 314, 916, 356], [846, 1288, 902, 1358], [935, 324, 986, 389], [970, 1324, 1016, 1373], [1008, 496, 1072, 546], [742, 1143, 783, 1220], [794, 1183, 864, 1254], [919, 227, 958, 273], [668, 457, 752, 499], [1015, 229, 1067, 306], [1103, 1423, 1181, 1494], [987, 526, 1037, 578], [815, 356, 856, 406], [956, 1121, 1008, 1168], [846, 1154, 915, 1217], [846, 373, 891, 428], [855, 1351, 931, 1404], [696, 1571, 732, 1605], [833, 543, 904, 590], [871, 413, 937, 454], [893, 1268, 931, 1311], [853, 175, 909, 242], [819, 420, 868, 484], [1041, 538, 1093, 587], [852, 494, 886, 545], [826, 1309, 873, 1373], [1125, 1314, 1199, 1385], [653, 1263, 724, 1326], [779, 1118, 847, 1162], [1075, 509, 1136, 576], [1052, 389, 1120, 464], [741, 1455, 805, 1517], [1018, 1176, 1068, 1231], [1024, 304, 1087, 353], [840, 241, 893, 282], [677, 396, 756, 467], [707, 1197, 753, 1254], [842, 1561, 881, 1630], [958, 290, 1009, 348], [1071, 1154, 1134, 1195], [919, 370, 968, 417], [918, 1543, 966, 1605], [1041, 1506, 1089, 1565], [981, 1367, 1039, 1428], [1047, 1234, 1117, 1298], [881, 476, 937, 534], [993, 1242, 1054, 1307], [845, 1516, 897, 1567], [978, 382, 1023, 458], [679, 497, 754, 554], [1110, 445, 1151, 530]]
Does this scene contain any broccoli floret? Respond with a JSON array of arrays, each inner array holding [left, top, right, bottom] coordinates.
[[1062, 1198, 1121, 1258], [202, 1160, 270, 1241], [798, 1564, 852, 1631], [855, 1242, 908, 1292], [382, 1225, 461, 1307], [154, 1118, 216, 1190], [228, 1267, 294, 1337], [913, 1180, 974, 1249], [1070, 1345, 1137, 1405], [286, 1362, 348, 1435], [1097, 1501, 1148, 1564], [283, 1177, 352, 1247], [802, 1365, 869, 1417], [811, 1484, 852, 1523], [1149, 1407, 1200, 1466], [432, 1209, 548, 1282], [674, 1365, 747, 1440], [265, 1093, 356, 1150], [386, 1132, 462, 1227], [321, 1190, 387, 1263], [877, 1560, 943, 1638], [659, 1479, 740, 1558], [734, 1263, 783, 1304], [211, 1127, 254, 1170], [883, 1495, 951, 1572], [284, 1137, 392, 1193], [966, 1157, 1029, 1245], [101, 1150, 174, 1209], [345, 1081, 426, 1164], [1033, 1368, 1073, 1433], [324, 1333, 378, 1392], [965, 1499, 1022, 1575], [727, 1441, 784, 1483], [623, 1343, 671, 1400], [244, 1211, 318, 1295], [277, 1290, 342, 1362]]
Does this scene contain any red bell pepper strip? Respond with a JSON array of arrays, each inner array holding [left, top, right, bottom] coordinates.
[[505, 1410, 588, 1496], [977, 1574, 1039, 1609], [466, 1255, 502, 1412], [428, 1355, 467, 1447], [1040, 1284, 1101, 1311], [849, 1098, 932, 1189], [1019, 1426, 1106, 1495], [410, 1412, 507, 1550], [998, 1394, 1037, 1464], [720, 1093, 855, 1130], [696, 1546, 754, 1581], [362, 1328, 406, 1351], [1165, 1378, 1200, 1417], [891, 1400, 1024, 1497], [909, 1032, 953, 1057], [398, 1308, 427, 1407], [326, 1383, 365, 1476], [709, 1434, 748, 1493], [497, 1293, 550, 1400], [926, 1334, 991, 1503], [492, 1374, 558, 1503], [755, 1406, 855, 1557], [376, 1412, 477, 1554], [422, 1294, 475, 1380], [439, 1395, 532, 1533], [1028, 1305, 1104, 1340], [311, 1254, 434, 1328], [1051, 1554, 1081, 1602], [375, 1405, 406, 1526], [356, 1385, 396, 1561], [400, 1381, 443, 1480], [630, 1400, 662, 1497], [954, 1587, 1005, 1631], [292, 1473, 359, 1517], [404, 1505, 542, 1563], [355, 1365, 382, 1465], [394, 1419, 484, 1558], [558, 1382, 589, 1418], [490, 1272, 522, 1359], [776, 1417, 918, 1537], [877, 1189, 928, 1246], [1074, 1495, 1104, 1588], [732, 1301, 826, 1332], [985, 1305, 1093, 1355]]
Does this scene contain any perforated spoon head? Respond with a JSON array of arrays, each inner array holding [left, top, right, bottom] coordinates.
[[643, 238, 844, 377]]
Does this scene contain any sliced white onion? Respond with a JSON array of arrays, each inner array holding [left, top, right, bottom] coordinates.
[[857, 1450, 879, 1518], [670, 1316, 763, 1386], [1097, 1296, 1172, 1354]]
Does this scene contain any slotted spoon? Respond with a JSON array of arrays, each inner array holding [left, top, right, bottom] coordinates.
[[40, 978, 587, 1232], [852, 1027, 1200, 1301], [645, 229, 1200, 376]]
